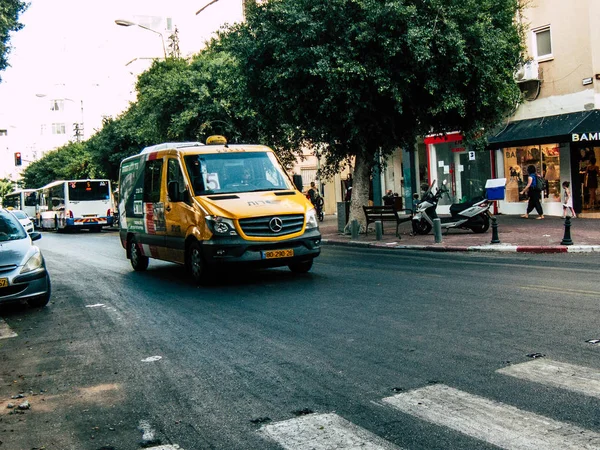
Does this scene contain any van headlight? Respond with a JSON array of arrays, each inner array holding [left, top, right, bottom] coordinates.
[[20, 250, 44, 274], [306, 208, 319, 229], [206, 216, 237, 236]]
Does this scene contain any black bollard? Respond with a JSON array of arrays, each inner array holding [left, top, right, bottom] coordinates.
[[560, 216, 573, 246], [490, 217, 501, 244]]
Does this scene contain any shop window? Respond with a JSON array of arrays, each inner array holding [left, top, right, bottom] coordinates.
[[503, 144, 560, 203], [533, 26, 552, 61]]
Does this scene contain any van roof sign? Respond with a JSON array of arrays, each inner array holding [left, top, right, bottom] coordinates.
[[206, 135, 227, 145]]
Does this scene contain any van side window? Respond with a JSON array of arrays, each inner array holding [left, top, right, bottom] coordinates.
[[144, 159, 163, 203], [167, 158, 186, 201]]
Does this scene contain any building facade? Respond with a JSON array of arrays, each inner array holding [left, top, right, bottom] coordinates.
[[488, 0, 600, 217]]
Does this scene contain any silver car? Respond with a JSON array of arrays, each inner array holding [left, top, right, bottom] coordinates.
[[0, 209, 51, 308]]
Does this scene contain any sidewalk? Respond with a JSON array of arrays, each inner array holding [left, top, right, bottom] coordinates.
[[319, 214, 600, 253]]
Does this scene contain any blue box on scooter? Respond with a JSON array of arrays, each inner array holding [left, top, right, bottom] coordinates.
[[485, 178, 506, 200]]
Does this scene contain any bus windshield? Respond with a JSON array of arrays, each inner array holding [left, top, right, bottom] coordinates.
[[68, 181, 110, 201]]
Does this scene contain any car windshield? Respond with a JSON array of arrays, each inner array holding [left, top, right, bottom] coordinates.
[[11, 210, 27, 220], [0, 210, 27, 241], [184, 151, 293, 195]]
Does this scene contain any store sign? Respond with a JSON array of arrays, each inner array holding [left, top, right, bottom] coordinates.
[[572, 132, 600, 142]]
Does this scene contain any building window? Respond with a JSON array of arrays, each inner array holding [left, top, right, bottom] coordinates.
[[533, 26, 552, 61], [50, 99, 64, 111], [0, 129, 7, 136], [52, 123, 66, 135]]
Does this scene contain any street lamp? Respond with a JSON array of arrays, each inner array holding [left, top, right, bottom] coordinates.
[[115, 19, 167, 60]]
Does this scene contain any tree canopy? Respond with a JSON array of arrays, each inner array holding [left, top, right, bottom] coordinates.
[[0, 0, 28, 81], [21, 0, 525, 231], [221, 0, 525, 227]]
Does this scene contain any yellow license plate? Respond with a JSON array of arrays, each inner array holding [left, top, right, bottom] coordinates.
[[0, 278, 8, 288], [263, 249, 294, 259]]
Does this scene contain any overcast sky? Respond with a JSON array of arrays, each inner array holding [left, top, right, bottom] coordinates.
[[0, 0, 244, 129]]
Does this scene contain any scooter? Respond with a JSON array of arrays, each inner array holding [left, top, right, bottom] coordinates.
[[412, 180, 492, 235]]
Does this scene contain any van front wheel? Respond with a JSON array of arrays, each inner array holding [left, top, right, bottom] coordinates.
[[129, 237, 149, 271], [187, 242, 208, 284]]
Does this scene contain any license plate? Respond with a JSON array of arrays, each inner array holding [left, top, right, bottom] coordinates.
[[263, 249, 294, 259], [0, 278, 8, 288]]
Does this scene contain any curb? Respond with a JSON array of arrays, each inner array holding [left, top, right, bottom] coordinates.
[[322, 238, 600, 254]]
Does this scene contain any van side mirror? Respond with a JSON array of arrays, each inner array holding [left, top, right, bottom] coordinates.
[[30, 232, 42, 242], [168, 181, 180, 202]]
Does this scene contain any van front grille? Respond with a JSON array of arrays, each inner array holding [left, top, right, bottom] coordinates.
[[238, 214, 304, 237]]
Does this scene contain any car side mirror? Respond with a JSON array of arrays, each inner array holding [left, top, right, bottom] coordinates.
[[30, 232, 42, 242]]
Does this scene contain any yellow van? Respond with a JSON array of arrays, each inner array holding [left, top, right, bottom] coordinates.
[[118, 137, 321, 283]]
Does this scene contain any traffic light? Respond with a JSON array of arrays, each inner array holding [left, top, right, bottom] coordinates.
[[14, 152, 22, 166]]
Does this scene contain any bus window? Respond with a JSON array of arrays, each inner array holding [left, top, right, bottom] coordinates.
[[68, 181, 110, 201]]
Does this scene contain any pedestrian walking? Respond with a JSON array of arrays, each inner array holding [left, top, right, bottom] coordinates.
[[520, 164, 544, 219], [562, 181, 576, 218]]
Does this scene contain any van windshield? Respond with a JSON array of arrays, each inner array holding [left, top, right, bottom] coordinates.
[[184, 152, 293, 195]]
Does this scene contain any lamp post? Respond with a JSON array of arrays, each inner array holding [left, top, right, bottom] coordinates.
[[115, 19, 167, 60]]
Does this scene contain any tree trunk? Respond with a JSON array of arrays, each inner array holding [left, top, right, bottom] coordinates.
[[344, 153, 371, 234]]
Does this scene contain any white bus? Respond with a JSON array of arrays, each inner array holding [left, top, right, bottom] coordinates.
[[2, 189, 39, 222], [38, 179, 114, 232]]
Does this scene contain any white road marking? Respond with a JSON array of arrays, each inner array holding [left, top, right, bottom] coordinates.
[[145, 446, 182, 450], [138, 420, 156, 441], [0, 318, 17, 339], [85, 303, 105, 308], [383, 384, 600, 449], [497, 359, 600, 399], [141, 356, 162, 362], [521, 285, 599, 296], [258, 413, 401, 450]]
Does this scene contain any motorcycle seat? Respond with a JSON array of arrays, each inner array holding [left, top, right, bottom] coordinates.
[[450, 202, 476, 214]]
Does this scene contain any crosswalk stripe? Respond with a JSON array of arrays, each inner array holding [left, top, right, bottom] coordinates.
[[383, 384, 600, 449], [258, 413, 401, 450], [497, 359, 600, 399], [0, 318, 17, 339]]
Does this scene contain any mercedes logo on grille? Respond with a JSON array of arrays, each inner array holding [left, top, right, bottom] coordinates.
[[269, 217, 283, 233]]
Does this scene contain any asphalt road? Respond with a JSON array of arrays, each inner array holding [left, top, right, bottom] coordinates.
[[1, 230, 600, 450]]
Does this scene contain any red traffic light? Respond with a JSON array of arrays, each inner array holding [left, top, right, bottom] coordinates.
[[14, 152, 22, 166]]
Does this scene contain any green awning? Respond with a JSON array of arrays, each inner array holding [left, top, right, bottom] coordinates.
[[487, 110, 600, 149]]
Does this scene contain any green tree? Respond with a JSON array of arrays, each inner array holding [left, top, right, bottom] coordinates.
[[0, 0, 28, 81], [222, 0, 524, 229], [0, 178, 15, 204], [21, 142, 97, 188]]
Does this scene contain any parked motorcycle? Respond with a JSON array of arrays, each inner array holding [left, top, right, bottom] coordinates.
[[412, 180, 492, 235]]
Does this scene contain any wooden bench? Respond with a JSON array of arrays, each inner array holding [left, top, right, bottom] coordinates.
[[363, 205, 413, 237]]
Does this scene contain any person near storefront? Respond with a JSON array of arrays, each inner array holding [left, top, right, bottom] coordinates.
[[585, 157, 600, 209], [520, 165, 544, 220]]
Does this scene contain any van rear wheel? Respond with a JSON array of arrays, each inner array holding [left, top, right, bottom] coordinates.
[[129, 237, 149, 271], [187, 241, 208, 284], [288, 259, 313, 274]]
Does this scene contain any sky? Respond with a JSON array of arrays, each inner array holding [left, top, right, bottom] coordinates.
[[0, 0, 244, 136]]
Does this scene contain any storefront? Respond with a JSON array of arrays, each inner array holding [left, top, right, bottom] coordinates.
[[424, 133, 492, 214], [488, 110, 600, 216]]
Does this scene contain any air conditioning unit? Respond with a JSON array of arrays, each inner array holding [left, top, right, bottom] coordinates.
[[515, 61, 539, 82]]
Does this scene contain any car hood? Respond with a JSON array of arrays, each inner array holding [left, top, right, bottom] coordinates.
[[197, 190, 310, 218], [0, 238, 37, 267]]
